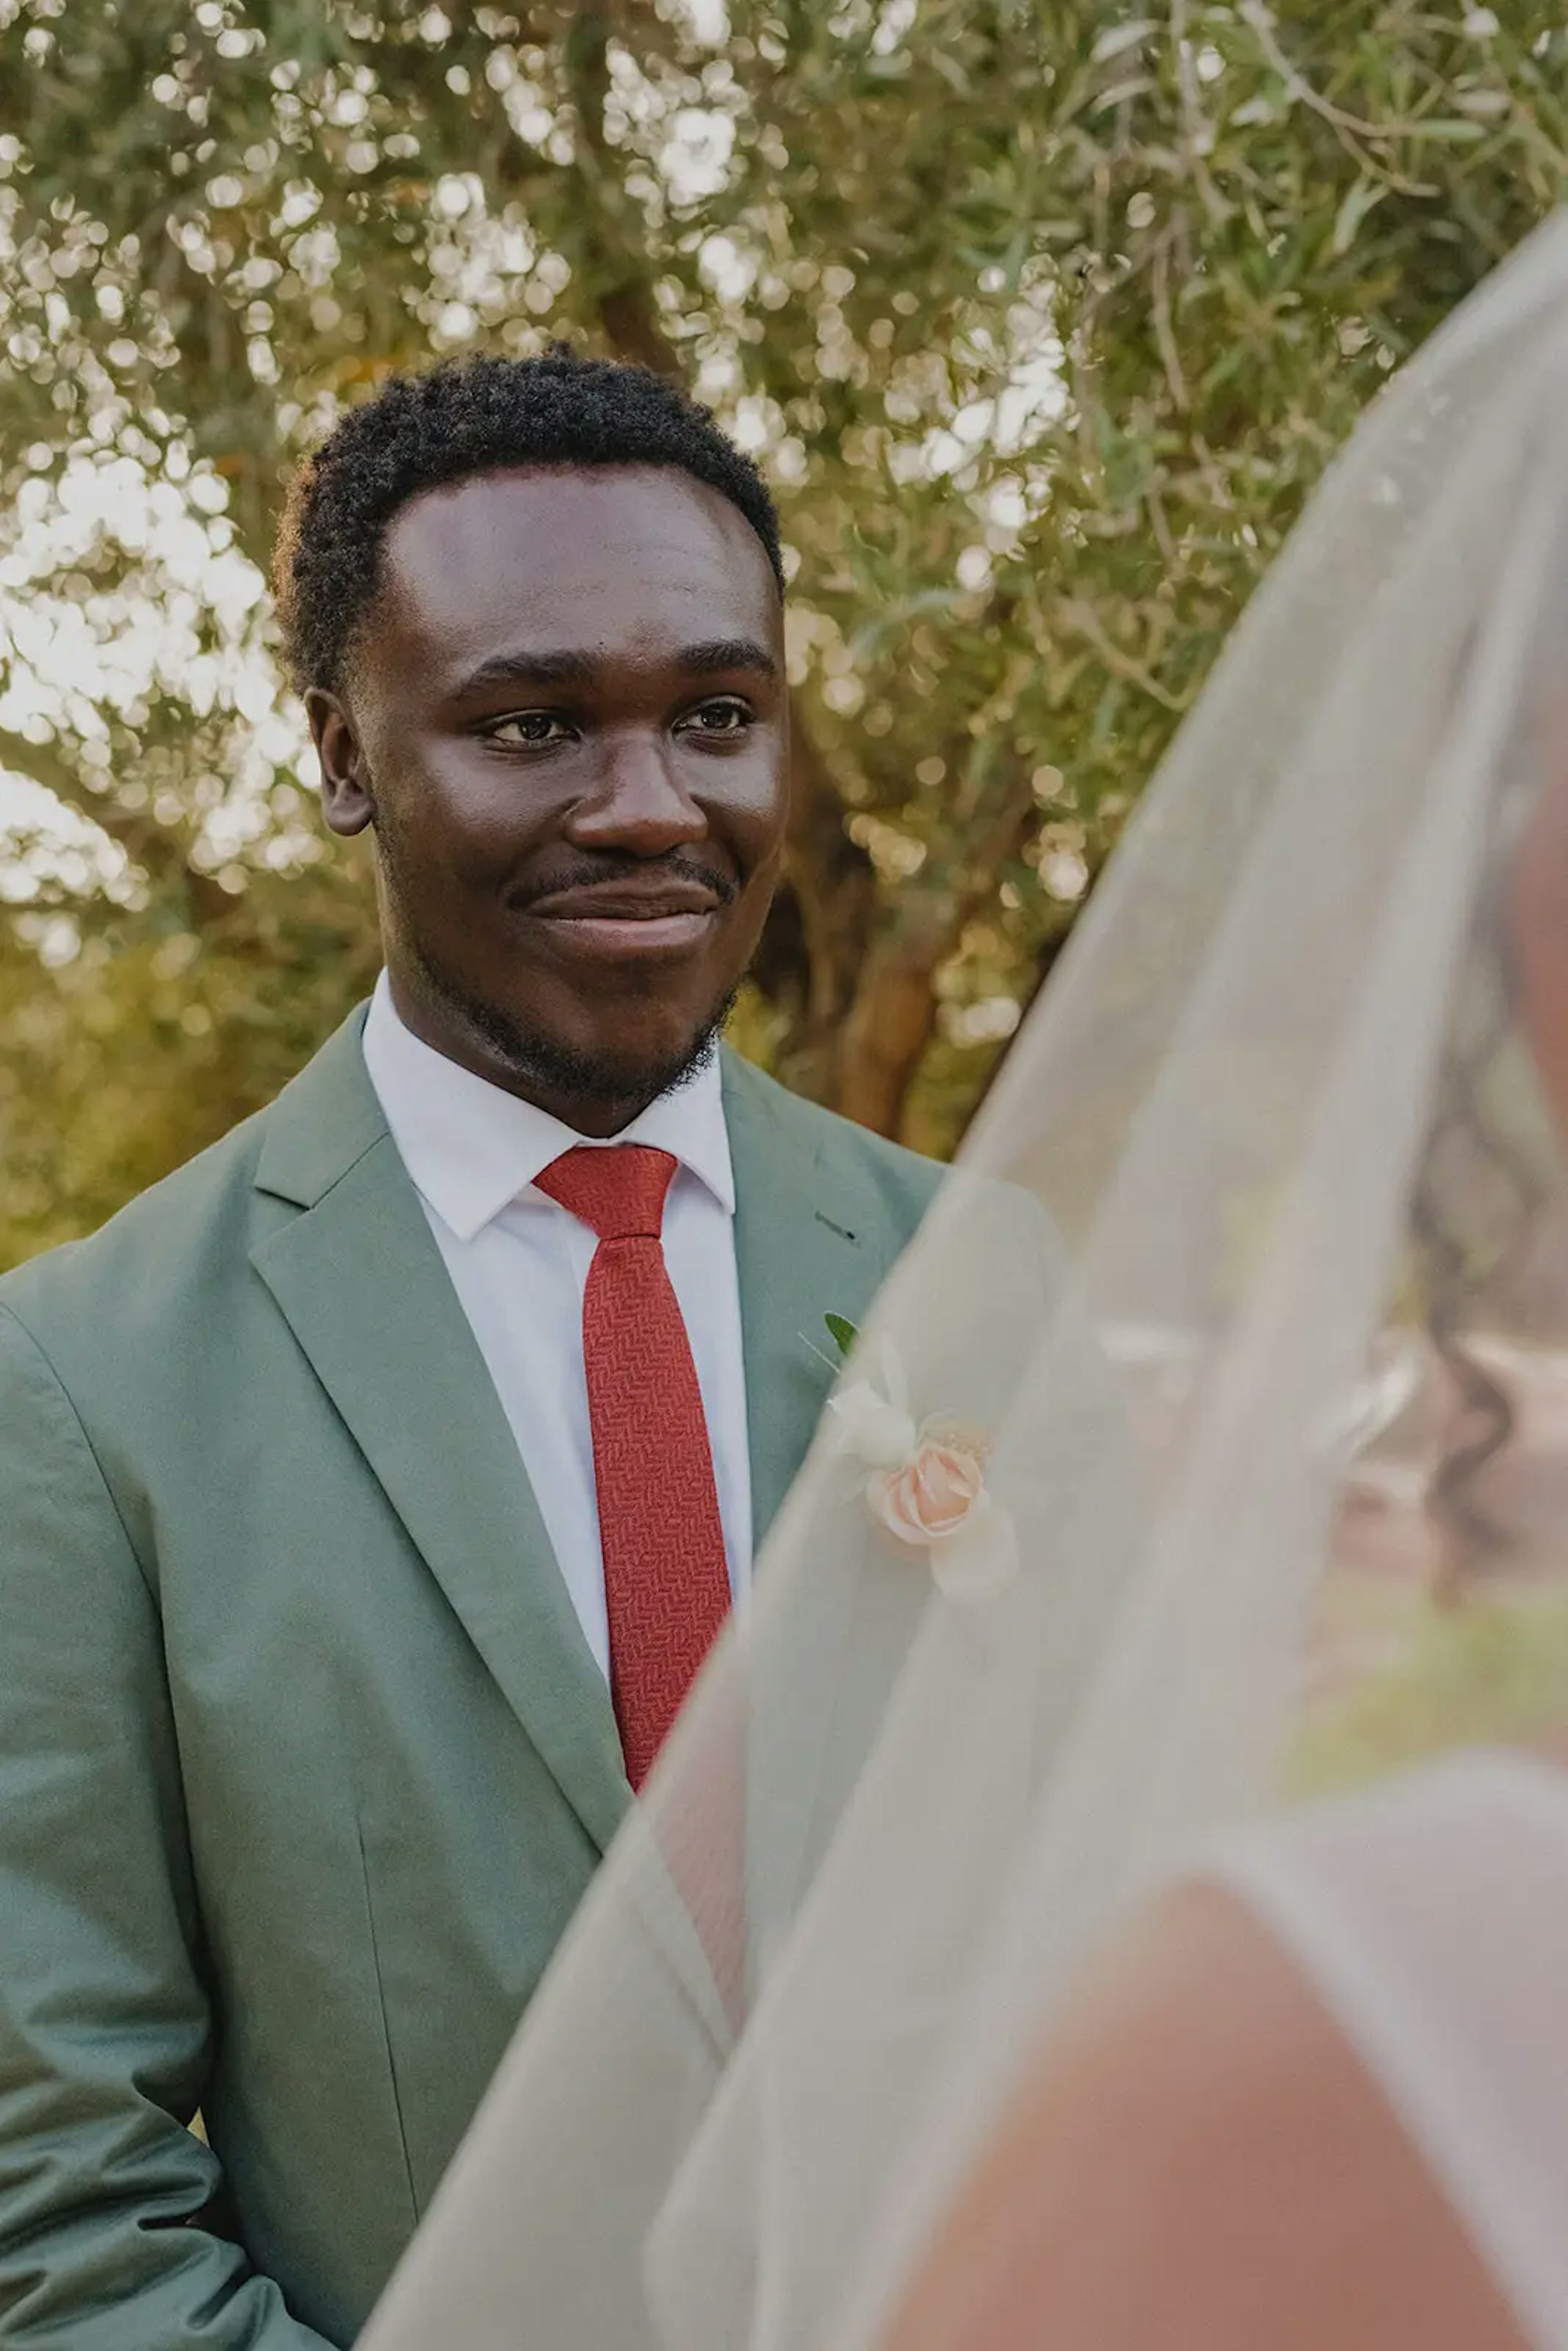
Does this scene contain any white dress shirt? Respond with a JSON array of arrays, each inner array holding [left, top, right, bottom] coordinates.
[[361, 973, 753, 1677]]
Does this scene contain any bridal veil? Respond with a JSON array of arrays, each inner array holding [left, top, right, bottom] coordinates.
[[363, 210, 1568, 2351]]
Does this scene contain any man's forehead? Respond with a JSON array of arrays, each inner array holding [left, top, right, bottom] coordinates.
[[379, 462, 776, 621]]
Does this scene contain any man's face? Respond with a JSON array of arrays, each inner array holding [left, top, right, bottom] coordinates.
[[310, 464, 788, 1132]]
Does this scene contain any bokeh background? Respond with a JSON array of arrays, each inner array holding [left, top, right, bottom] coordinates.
[[3, 0, 1566, 1270]]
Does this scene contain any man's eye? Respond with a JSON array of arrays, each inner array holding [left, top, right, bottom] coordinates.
[[680, 699, 751, 736], [486, 712, 572, 748]]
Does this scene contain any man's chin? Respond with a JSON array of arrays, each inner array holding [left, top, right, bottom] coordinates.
[[540, 1029, 722, 1111], [462, 996, 731, 1118]]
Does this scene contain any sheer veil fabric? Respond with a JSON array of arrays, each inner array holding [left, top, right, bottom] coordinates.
[[363, 213, 1568, 2351]]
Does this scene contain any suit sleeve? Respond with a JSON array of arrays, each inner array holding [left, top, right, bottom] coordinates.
[[0, 1306, 336, 2349]]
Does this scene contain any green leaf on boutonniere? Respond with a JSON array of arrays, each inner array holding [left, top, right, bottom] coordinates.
[[824, 1313, 859, 1357]]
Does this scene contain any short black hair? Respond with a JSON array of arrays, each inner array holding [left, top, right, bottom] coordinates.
[[273, 348, 784, 697]]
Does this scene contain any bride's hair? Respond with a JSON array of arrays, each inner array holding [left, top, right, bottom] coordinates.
[[1410, 828, 1548, 1594]]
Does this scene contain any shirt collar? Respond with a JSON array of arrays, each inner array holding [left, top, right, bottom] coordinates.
[[361, 971, 735, 1244]]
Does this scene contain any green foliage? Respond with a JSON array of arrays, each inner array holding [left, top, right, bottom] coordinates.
[[824, 1311, 859, 1355], [1289, 1581, 1568, 1794], [2, 0, 1565, 1262]]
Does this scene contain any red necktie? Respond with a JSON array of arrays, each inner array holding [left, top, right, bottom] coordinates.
[[535, 1144, 732, 1790]]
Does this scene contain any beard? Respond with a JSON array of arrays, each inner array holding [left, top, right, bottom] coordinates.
[[419, 953, 735, 1113]]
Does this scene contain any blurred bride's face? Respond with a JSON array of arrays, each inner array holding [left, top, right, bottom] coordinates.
[[1508, 736, 1568, 1146]]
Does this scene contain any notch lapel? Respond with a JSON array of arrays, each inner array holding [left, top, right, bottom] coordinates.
[[722, 1051, 947, 1938], [249, 1013, 631, 1856], [721, 1051, 896, 1552]]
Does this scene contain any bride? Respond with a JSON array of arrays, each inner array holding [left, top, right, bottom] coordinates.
[[363, 211, 1568, 2351]]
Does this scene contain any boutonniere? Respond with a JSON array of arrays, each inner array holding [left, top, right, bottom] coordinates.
[[823, 1320, 1017, 1603]]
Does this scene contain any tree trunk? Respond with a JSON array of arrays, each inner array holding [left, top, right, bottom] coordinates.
[[829, 891, 952, 1134], [758, 713, 874, 1102], [827, 757, 1049, 1137]]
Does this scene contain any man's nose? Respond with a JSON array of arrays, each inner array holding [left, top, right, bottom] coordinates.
[[562, 731, 707, 857]]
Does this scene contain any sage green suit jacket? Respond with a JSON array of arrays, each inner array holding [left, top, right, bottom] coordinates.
[[0, 1013, 941, 2348]]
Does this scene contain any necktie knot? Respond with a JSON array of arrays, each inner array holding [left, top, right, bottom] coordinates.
[[535, 1144, 677, 1243]]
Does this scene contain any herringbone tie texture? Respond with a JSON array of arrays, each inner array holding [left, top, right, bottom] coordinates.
[[534, 1144, 732, 1790]]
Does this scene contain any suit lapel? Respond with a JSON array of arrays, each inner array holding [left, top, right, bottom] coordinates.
[[250, 1013, 630, 1857], [722, 1052, 948, 1942], [721, 1051, 895, 1552]]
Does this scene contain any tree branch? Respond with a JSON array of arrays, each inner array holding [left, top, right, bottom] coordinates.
[[0, 729, 232, 927], [1052, 597, 1192, 712], [559, 6, 685, 381]]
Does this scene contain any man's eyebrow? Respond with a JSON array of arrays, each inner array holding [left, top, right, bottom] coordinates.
[[677, 637, 779, 679], [450, 637, 779, 699], [452, 647, 598, 696]]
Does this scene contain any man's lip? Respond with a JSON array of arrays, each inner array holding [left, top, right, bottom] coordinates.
[[524, 906, 719, 956], [525, 884, 723, 921]]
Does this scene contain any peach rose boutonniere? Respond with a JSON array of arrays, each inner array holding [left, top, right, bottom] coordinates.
[[824, 1322, 1018, 1603]]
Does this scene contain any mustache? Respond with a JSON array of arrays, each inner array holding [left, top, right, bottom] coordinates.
[[508, 854, 739, 911]]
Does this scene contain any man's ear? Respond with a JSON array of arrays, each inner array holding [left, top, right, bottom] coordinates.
[[308, 688, 376, 838]]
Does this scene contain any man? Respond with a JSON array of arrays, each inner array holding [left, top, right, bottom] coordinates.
[[0, 355, 942, 2347]]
